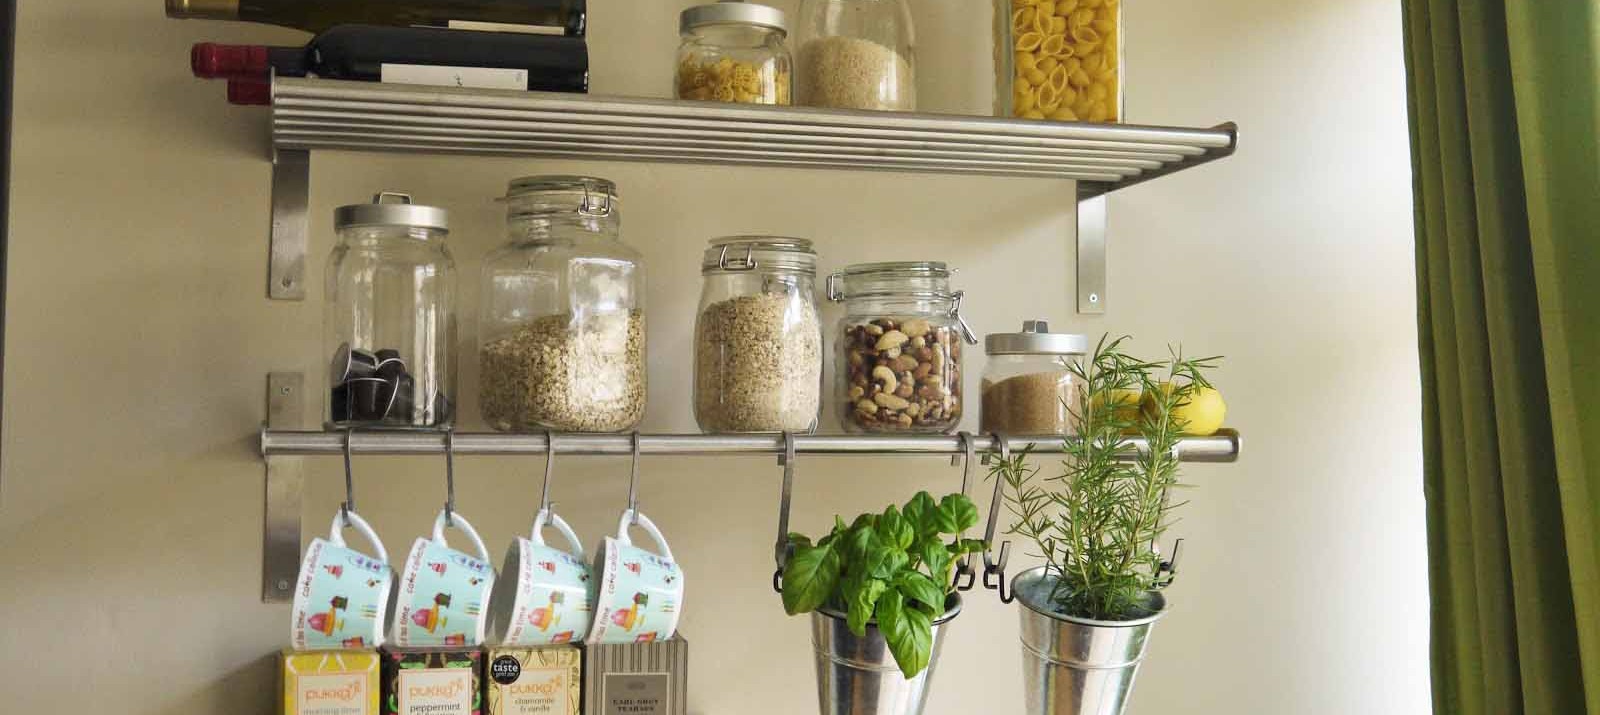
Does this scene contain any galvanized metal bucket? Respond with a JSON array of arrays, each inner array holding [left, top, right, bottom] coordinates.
[[1014, 567, 1167, 715], [811, 594, 962, 715]]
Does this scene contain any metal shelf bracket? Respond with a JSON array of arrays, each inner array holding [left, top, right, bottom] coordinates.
[[263, 372, 305, 603], [1077, 192, 1108, 314], [268, 149, 310, 301]]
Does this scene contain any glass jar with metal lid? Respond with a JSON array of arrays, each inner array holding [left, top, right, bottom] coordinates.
[[694, 237, 822, 433], [827, 262, 977, 433], [478, 175, 646, 433], [676, 0, 793, 105], [325, 192, 456, 429], [981, 320, 1089, 435]]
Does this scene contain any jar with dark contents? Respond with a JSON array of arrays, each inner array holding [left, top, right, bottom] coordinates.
[[828, 262, 977, 433]]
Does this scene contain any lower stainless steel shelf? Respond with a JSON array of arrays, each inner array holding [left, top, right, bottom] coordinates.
[[259, 429, 1241, 463]]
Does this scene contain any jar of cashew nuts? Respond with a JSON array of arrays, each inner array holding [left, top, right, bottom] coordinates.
[[827, 262, 979, 434], [994, 0, 1122, 123]]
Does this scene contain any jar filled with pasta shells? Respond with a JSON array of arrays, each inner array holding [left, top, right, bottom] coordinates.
[[994, 0, 1122, 123], [676, 1, 793, 105]]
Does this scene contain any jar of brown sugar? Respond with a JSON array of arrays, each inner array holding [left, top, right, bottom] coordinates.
[[980, 320, 1088, 435]]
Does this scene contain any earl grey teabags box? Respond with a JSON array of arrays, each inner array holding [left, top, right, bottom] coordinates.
[[582, 636, 688, 715]]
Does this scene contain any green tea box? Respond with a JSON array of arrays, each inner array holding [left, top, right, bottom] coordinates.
[[281, 649, 381, 715], [380, 646, 484, 715], [582, 636, 688, 715], [486, 645, 582, 715]]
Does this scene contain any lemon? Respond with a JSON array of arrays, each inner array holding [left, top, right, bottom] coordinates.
[[1141, 383, 1226, 436], [1088, 388, 1143, 427]]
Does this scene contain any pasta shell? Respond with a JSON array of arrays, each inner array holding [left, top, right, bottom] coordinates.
[[1016, 32, 1044, 51], [1041, 33, 1067, 56]]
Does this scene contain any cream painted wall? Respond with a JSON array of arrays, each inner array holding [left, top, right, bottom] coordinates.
[[0, 0, 1429, 713]]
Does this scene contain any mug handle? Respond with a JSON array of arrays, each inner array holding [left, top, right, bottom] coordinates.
[[532, 509, 585, 558], [330, 510, 389, 565], [430, 509, 491, 563], [616, 510, 674, 562]]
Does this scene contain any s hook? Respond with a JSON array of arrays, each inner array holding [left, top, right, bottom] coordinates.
[[443, 429, 457, 526], [951, 432, 978, 592], [341, 428, 358, 523], [625, 432, 642, 525], [982, 433, 1015, 604], [773, 432, 797, 594], [539, 431, 558, 514]]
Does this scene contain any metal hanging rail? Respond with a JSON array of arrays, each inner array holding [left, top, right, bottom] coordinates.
[[260, 429, 1242, 463]]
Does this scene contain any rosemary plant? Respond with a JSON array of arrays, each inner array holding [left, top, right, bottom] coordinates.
[[995, 335, 1219, 621]]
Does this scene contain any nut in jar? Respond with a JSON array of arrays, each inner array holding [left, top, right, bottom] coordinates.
[[996, 0, 1122, 123], [843, 317, 964, 432]]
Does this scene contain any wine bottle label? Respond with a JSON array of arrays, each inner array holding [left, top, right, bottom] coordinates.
[[445, 20, 566, 36], [380, 64, 529, 91]]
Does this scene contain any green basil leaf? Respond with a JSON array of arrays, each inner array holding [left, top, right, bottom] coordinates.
[[844, 525, 878, 566], [938, 493, 981, 533], [958, 538, 988, 554], [851, 513, 877, 531], [846, 577, 888, 637], [878, 589, 933, 678], [894, 571, 946, 612], [877, 506, 915, 551], [866, 545, 909, 580], [788, 533, 813, 550], [919, 537, 951, 578], [903, 492, 939, 536], [781, 542, 841, 616]]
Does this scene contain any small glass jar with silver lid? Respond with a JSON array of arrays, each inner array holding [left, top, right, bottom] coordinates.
[[325, 192, 457, 429], [828, 261, 978, 433], [694, 237, 822, 433], [676, 0, 793, 105], [980, 320, 1089, 435]]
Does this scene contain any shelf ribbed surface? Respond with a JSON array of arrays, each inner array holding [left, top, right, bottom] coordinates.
[[271, 78, 1236, 191]]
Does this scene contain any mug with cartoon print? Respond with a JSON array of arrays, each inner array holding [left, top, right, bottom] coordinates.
[[586, 510, 683, 645], [491, 508, 594, 646], [392, 510, 497, 647], [291, 510, 393, 650]]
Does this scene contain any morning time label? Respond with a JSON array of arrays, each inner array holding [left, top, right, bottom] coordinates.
[[296, 673, 370, 715]]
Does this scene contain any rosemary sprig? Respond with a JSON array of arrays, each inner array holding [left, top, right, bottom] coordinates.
[[991, 335, 1220, 621]]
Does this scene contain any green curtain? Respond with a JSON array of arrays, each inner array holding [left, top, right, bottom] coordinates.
[[1403, 0, 1600, 713]]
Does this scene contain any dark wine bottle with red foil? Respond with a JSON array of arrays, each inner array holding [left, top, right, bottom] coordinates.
[[193, 25, 589, 93], [167, 0, 586, 37]]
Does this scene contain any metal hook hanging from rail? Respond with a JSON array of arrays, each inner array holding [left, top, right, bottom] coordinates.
[[772, 432, 797, 594], [341, 428, 358, 523], [951, 431, 978, 592], [625, 432, 642, 524], [982, 432, 1014, 604], [443, 429, 457, 526], [539, 431, 558, 514]]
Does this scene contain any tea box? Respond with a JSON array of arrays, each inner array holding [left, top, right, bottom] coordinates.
[[281, 649, 381, 715], [380, 646, 484, 715], [486, 645, 582, 715], [582, 635, 688, 715]]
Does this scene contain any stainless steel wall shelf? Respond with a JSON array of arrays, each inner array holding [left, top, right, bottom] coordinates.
[[261, 78, 1238, 313], [261, 429, 1242, 462]]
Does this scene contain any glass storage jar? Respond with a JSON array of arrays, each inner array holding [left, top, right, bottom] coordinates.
[[479, 176, 646, 433], [828, 262, 977, 433], [325, 192, 456, 429], [795, 0, 916, 111], [980, 320, 1088, 435], [993, 0, 1122, 123], [694, 237, 822, 433], [676, 1, 793, 105]]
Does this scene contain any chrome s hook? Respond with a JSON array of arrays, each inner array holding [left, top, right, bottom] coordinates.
[[443, 429, 457, 527], [773, 432, 798, 594], [951, 432, 978, 591], [539, 431, 558, 514], [625, 432, 642, 525], [341, 428, 358, 522], [982, 432, 1015, 604]]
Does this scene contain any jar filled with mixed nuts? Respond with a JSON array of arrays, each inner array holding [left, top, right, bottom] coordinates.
[[479, 176, 646, 433], [828, 262, 978, 433], [694, 237, 822, 433], [676, 1, 793, 105]]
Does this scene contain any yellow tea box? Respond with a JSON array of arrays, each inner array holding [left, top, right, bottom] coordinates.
[[486, 645, 582, 715], [281, 649, 381, 715]]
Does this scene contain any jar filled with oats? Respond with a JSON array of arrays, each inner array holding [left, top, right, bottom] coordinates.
[[828, 262, 978, 434], [479, 176, 646, 433], [676, 1, 793, 105], [994, 0, 1122, 123], [694, 237, 822, 433]]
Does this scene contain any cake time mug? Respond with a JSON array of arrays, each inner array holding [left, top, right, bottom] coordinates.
[[392, 509, 497, 647], [291, 510, 393, 650], [492, 508, 594, 647], [586, 510, 683, 645]]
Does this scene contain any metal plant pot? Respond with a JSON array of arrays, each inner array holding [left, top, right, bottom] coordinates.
[[811, 594, 962, 715], [1014, 567, 1168, 715]]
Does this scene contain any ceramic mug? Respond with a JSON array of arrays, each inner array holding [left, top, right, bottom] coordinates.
[[491, 509, 594, 646], [391, 509, 497, 647], [291, 510, 393, 650], [586, 510, 684, 645]]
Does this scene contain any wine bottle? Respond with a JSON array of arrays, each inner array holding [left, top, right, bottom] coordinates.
[[192, 25, 589, 93], [166, 0, 587, 37]]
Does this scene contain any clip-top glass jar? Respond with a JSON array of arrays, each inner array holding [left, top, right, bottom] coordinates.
[[325, 192, 456, 429], [676, 1, 793, 105], [981, 320, 1089, 435], [795, 0, 916, 111], [828, 262, 977, 433], [694, 237, 823, 433], [479, 176, 646, 433]]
